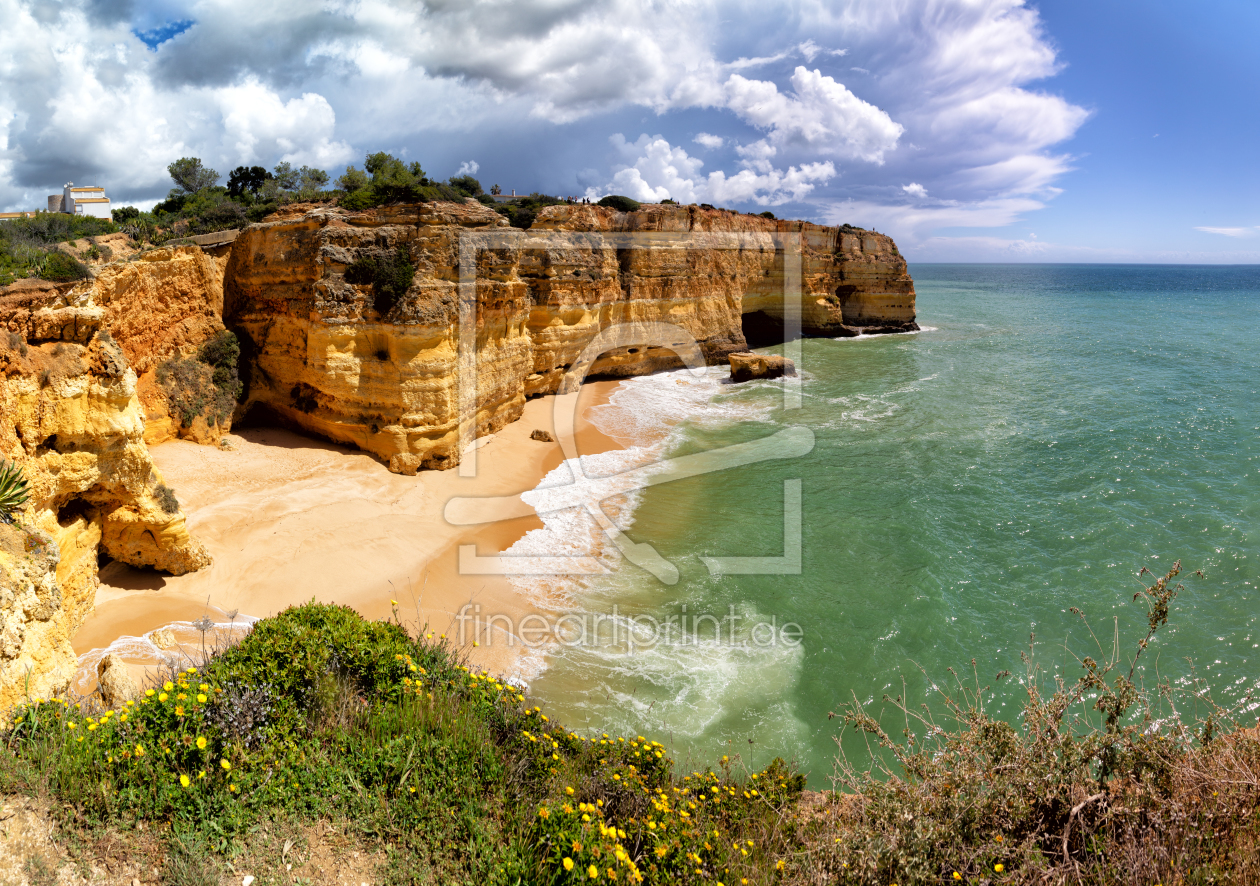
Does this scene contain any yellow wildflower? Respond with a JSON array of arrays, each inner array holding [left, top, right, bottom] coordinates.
[[563, 858, 574, 871], [220, 759, 231, 771], [196, 736, 207, 750], [164, 681, 174, 691], [197, 693, 207, 703], [158, 692, 168, 702], [995, 864, 1005, 873], [588, 866, 598, 879], [180, 774, 190, 787]]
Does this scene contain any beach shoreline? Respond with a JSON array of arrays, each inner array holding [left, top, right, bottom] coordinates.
[[69, 380, 628, 693]]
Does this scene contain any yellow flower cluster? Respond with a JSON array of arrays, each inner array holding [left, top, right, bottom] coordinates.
[[548, 794, 644, 883]]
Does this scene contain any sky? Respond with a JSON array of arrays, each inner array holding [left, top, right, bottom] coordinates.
[[1, 0, 1257, 262]]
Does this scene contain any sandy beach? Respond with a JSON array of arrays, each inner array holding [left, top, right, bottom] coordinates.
[[70, 381, 626, 690]]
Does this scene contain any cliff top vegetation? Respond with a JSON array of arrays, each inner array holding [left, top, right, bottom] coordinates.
[[0, 212, 113, 286], [2, 151, 876, 286], [1, 562, 1257, 884]]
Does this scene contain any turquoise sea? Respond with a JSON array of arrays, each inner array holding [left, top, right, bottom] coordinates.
[[522, 264, 1260, 787]]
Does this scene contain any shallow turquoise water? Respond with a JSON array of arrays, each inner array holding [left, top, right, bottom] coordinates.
[[529, 264, 1260, 785]]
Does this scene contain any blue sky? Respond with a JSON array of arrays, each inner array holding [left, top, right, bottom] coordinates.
[[937, 0, 1260, 261], [1, 0, 1256, 262]]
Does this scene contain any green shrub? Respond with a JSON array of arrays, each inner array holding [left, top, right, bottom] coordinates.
[[158, 331, 242, 428], [344, 247, 416, 315], [40, 251, 89, 282], [597, 195, 641, 212], [486, 192, 565, 230], [0, 459, 30, 522], [759, 211, 775, 220], [197, 330, 243, 401], [448, 174, 483, 198], [111, 206, 140, 223], [154, 483, 179, 515]]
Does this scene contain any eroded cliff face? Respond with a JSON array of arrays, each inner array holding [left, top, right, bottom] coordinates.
[[87, 245, 232, 445], [224, 201, 915, 473], [0, 308, 210, 714]]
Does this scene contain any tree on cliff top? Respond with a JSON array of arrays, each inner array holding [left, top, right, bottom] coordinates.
[[447, 174, 483, 198], [227, 165, 270, 198], [365, 152, 426, 202], [337, 151, 464, 209], [167, 157, 220, 195]]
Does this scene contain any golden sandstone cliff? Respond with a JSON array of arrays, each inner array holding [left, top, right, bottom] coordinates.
[[0, 199, 914, 712], [0, 284, 211, 711], [90, 244, 233, 445], [225, 201, 916, 473]]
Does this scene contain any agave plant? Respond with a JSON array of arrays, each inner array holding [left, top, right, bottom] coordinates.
[[0, 459, 31, 523]]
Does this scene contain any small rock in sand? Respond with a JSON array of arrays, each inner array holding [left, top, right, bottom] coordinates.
[[530, 429, 555, 443]]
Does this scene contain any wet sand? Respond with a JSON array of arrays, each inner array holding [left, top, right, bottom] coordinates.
[[71, 381, 625, 688]]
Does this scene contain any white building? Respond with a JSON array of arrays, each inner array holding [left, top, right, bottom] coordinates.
[[47, 183, 112, 219]]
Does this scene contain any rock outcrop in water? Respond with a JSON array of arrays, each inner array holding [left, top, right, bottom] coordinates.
[[0, 290, 211, 713], [728, 352, 797, 382], [225, 201, 916, 473]]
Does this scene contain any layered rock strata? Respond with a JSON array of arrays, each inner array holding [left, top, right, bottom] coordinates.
[[0, 319, 210, 714], [225, 202, 916, 473], [87, 246, 233, 445]]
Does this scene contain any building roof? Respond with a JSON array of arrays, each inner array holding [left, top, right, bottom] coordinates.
[[70, 187, 105, 192], [74, 198, 111, 204]]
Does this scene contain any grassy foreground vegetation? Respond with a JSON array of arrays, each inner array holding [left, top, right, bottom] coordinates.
[[2, 563, 1257, 885], [1, 603, 805, 885]]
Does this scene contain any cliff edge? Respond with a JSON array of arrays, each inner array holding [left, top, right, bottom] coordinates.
[[225, 201, 916, 473]]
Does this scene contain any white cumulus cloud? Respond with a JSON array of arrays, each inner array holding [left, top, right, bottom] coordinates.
[[587, 134, 834, 206], [0, 0, 1091, 253], [721, 67, 904, 163]]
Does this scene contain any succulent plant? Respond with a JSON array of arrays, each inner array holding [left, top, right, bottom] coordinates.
[[0, 458, 30, 523]]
